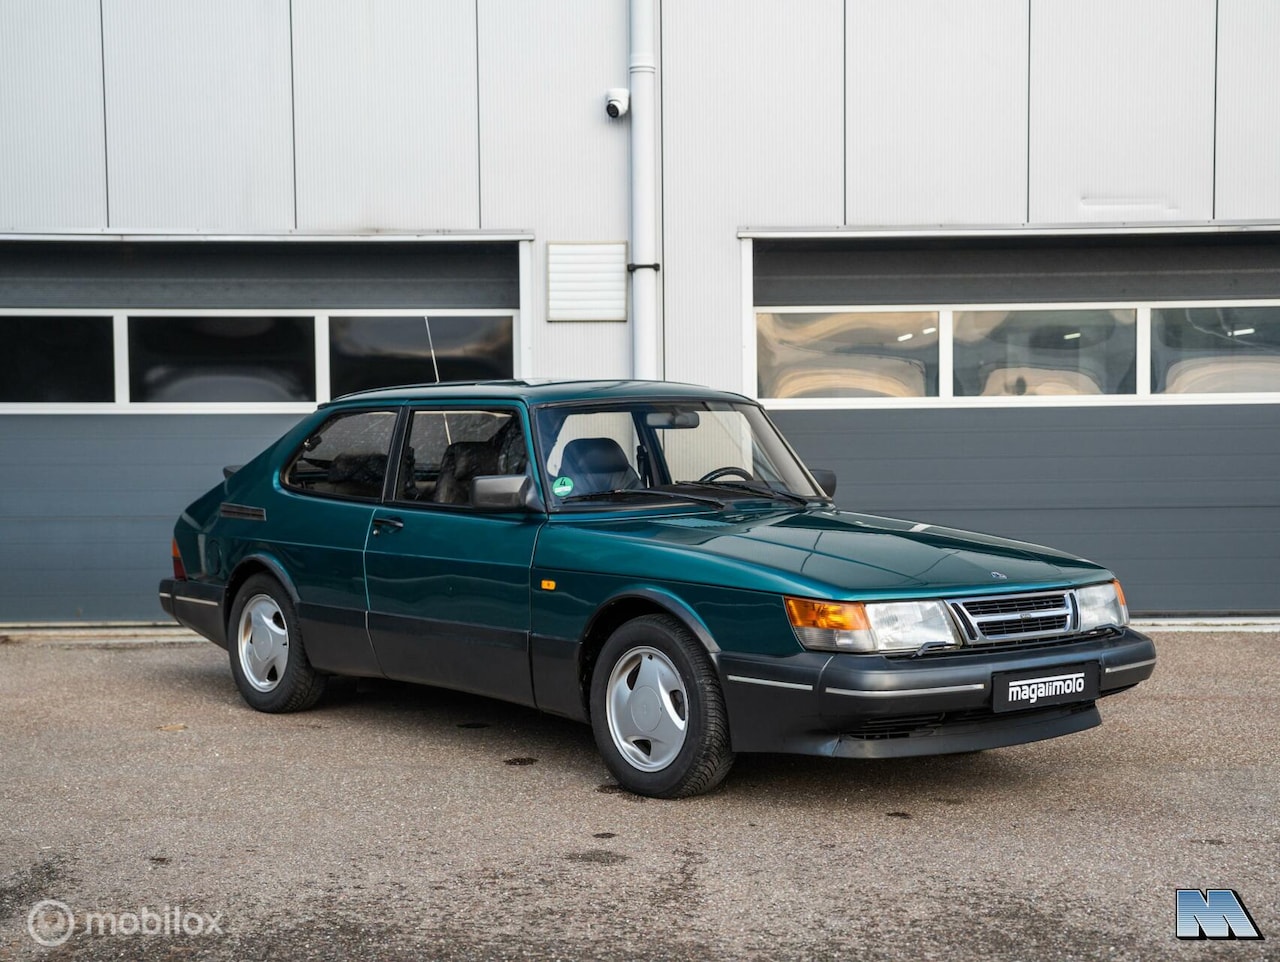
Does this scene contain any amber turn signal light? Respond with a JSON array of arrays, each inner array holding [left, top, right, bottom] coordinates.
[[784, 597, 870, 632]]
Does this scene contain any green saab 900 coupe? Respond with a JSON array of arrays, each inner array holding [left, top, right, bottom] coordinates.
[[161, 379, 1156, 797]]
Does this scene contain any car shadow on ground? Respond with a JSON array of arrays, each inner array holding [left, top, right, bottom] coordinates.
[[155, 652, 1051, 807]]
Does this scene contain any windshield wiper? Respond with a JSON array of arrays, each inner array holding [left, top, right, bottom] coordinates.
[[562, 488, 726, 509], [678, 480, 815, 506]]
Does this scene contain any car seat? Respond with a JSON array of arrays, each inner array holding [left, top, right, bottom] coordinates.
[[558, 437, 641, 496]]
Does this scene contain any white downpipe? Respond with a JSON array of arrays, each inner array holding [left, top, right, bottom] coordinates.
[[629, 0, 660, 380]]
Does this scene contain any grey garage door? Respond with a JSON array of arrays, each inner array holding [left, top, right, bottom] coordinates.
[[0, 240, 518, 622], [758, 234, 1280, 615]]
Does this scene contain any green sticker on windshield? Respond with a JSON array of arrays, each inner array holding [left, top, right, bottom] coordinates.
[[552, 476, 574, 497]]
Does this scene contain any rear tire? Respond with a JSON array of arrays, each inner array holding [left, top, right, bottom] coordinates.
[[590, 614, 734, 798], [227, 574, 326, 713]]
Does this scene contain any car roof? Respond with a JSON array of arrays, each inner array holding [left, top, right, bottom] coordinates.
[[324, 379, 750, 407]]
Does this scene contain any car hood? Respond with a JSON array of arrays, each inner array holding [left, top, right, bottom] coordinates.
[[539, 506, 1111, 598]]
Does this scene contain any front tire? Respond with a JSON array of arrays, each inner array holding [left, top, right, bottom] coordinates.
[[590, 614, 734, 798], [228, 574, 326, 713]]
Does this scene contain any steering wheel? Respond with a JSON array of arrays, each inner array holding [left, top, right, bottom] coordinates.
[[697, 465, 753, 483]]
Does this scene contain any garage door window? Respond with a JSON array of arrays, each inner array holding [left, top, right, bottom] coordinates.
[[0, 316, 114, 402], [128, 316, 315, 403], [755, 302, 1280, 406], [953, 309, 1136, 396], [1153, 307, 1280, 394], [757, 311, 939, 399], [0, 309, 522, 413], [329, 316, 514, 398]]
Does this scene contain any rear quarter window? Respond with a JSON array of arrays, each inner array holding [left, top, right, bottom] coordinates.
[[281, 410, 399, 501]]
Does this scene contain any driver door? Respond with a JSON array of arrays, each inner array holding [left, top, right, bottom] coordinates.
[[363, 405, 542, 705]]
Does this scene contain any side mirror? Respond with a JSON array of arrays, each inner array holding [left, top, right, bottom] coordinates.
[[810, 468, 837, 498], [471, 474, 543, 512]]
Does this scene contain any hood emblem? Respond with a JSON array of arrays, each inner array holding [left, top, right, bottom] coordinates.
[[990, 571, 1008, 580]]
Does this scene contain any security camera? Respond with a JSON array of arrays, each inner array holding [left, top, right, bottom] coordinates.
[[605, 88, 630, 118]]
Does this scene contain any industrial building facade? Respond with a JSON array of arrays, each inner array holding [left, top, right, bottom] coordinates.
[[1, 0, 1277, 620]]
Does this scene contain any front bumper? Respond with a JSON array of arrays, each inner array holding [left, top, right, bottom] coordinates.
[[718, 626, 1156, 757], [158, 578, 227, 648]]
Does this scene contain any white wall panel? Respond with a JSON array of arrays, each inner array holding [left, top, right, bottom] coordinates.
[[1029, 0, 1215, 224], [478, 0, 630, 379], [847, 0, 1027, 226], [1216, 0, 1280, 220], [102, 0, 294, 231], [295, 0, 479, 232], [663, 0, 844, 392], [0, 0, 106, 229]]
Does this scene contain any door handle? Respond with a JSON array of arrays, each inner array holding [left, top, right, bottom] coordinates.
[[372, 516, 405, 535]]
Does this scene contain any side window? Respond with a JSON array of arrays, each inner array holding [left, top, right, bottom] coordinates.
[[397, 408, 528, 506], [282, 410, 398, 501]]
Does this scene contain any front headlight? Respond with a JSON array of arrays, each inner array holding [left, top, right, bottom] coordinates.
[[1077, 580, 1128, 631], [785, 597, 962, 654]]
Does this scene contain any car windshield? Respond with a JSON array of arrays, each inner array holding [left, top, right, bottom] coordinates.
[[533, 399, 828, 508]]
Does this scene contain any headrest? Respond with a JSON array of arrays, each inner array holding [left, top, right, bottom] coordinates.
[[562, 437, 631, 475]]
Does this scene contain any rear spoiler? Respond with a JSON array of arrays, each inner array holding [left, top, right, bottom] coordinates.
[[223, 465, 244, 480]]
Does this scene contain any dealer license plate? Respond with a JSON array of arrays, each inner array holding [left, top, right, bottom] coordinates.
[[992, 662, 1099, 713]]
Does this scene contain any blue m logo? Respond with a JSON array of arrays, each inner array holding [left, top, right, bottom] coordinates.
[[1176, 889, 1263, 940]]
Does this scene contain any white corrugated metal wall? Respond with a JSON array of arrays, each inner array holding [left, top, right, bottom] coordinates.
[[293, 0, 480, 231], [845, 0, 1029, 226], [3, 0, 1280, 384], [661, 0, 845, 391], [103, 0, 296, 230], [476, 0, 632, 380], [0, 0, 107, 228], [1028, 0, 1216, 223], [1216, 0, 1280, 219]]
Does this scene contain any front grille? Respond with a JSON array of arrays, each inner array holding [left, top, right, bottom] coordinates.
[[961, 595, 1065, 617], [949, 590, 1076, 644], [982, 613, 1070, 637]]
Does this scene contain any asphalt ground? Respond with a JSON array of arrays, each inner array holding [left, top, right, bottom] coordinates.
[[0, 628, 1276, 962]]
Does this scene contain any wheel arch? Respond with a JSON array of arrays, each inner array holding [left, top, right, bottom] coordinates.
[[225, 553, 300, 634], [577, 587, 720, 721]]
